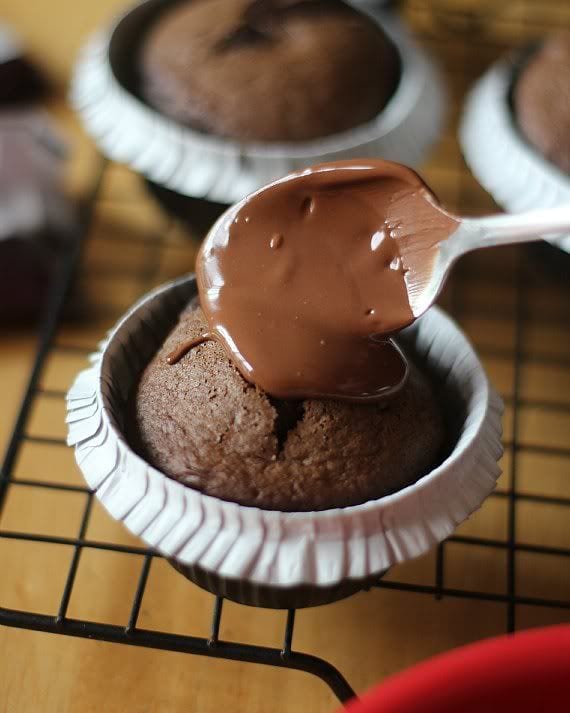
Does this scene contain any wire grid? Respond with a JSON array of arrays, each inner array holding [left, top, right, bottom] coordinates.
[[1, 0, 569, 705]]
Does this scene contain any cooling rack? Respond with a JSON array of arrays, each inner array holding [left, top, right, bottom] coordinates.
[[1, 1, 569, 706]]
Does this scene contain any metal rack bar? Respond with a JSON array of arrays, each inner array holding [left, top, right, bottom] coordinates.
[[0, 609, 357, 704], [57, 494, 94, 622], [282, 610, 296, 658], [126, 554, 154, 634], [208, 597, 224, 647], [0, 531, 152, 556], [373, 581, 570, 610], [508, 257, 529, 632], [0, 479, 91, 494]]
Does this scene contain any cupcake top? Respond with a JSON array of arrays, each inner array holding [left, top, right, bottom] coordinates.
[[132, 299, 444, 511], [139, 0, 400, 141], [514, 33, 570, 174]]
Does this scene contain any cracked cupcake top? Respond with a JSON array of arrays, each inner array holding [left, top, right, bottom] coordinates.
[[139, 0, 400, 141], [130, 299, 444, 511]]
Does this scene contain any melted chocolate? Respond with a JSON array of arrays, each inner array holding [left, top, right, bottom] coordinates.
[[167, 333, 212, 365], [191, 160, 458, 402]]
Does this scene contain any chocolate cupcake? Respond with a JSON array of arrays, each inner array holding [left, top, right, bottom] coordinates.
[[460, 36, 570, 253], [132, 160, 452, 511], [514, 33, 570, 174], [67, 162, 502, 609], [72, 0, 445, 214], [132, 299, 444, 512], [68, 275, 502, 607], [140, 0, 400, 142]]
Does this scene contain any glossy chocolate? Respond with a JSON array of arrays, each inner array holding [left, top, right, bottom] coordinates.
[[193, 160, 458, 402], [166, 332, 212, 365]]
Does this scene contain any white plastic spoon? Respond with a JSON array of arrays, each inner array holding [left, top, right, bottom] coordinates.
[[404, 204, 570, 320]]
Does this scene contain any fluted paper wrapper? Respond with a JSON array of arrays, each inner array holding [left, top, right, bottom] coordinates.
[[460, 53, 570, 253], [66, 276, 503, 605], [70, 0, 446, 205]]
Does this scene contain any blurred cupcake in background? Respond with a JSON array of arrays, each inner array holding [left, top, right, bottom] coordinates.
[[0, 26, 77, 324], [71, 0, 446, 235], [513, 33, 570, 176], [460, 33, 570, 254], [140, 0, 400, 142], [0, 24, 46, 105]]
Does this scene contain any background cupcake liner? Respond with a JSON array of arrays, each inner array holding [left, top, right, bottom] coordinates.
[[70, 0, 446, 205], [459, 53, 570, 254], [66, 276, 503, 594]]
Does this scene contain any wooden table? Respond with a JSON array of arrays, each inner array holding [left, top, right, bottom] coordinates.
[[1, 2, 569, 711]]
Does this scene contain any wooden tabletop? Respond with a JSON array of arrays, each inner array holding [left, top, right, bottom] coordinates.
[[1, 2, 569, 712]]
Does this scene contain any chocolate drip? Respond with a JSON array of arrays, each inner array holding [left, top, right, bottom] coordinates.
[[166, 333, 213, 365]]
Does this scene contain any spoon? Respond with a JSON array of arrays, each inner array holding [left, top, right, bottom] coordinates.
[[403, 204, 570, 322], [195, 160, 570, 403]]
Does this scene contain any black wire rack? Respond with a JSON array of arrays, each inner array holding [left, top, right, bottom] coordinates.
[[1, 1, 569, 707]]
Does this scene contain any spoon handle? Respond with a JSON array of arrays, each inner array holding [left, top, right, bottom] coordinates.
[[454, 204, 570, 252]]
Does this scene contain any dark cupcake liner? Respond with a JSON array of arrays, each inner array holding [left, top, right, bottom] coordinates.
[[169, 560, 386, 609]]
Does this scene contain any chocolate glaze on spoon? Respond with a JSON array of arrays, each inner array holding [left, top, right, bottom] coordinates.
[[169, 160, 458, 402], [170, 161, 570, 400]]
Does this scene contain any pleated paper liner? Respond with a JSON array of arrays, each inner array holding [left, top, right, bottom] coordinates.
[[66, 276, 503, 608]]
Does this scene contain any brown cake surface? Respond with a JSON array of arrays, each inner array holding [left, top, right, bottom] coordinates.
[[131, 300, 445, 512], [514, 33, 570, 174], [139, 0, 399, 142]]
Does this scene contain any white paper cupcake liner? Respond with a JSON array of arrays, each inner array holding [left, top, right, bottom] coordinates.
[[459, 53, 570, 254], [66, 276, 503, 590], [70, 0, 446, 205]]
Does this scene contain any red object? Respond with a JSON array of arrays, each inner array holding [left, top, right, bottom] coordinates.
[[344, 625, 570, 713]]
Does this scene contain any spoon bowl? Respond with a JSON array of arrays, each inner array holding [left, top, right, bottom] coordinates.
[[404, 204, 570, 320]]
